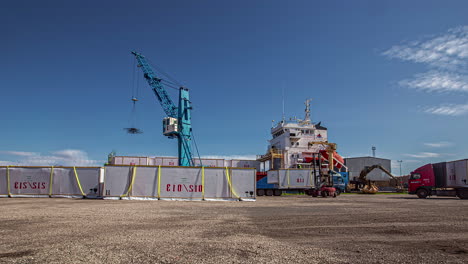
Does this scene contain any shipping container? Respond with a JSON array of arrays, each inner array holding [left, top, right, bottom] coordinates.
[[0, 166, 100, 198], [267, 169, 315, 189], [0, 168, 9, 197], [112, 156, 148, 166], [230, 160, 261, 170], [102, 165, 255, 201], [193, 158, 225, 167], [433, 162, 447, 188], [0, 166, 255, 201]]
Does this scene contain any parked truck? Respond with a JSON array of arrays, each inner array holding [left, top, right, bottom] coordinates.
[[409, 159, 468, 199], [256, 169, 348, 196]]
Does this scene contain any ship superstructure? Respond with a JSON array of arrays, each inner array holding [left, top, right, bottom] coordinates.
[[258, 99, 329, 169]]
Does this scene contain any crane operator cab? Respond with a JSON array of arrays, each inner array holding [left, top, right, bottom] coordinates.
[[163, 117, 178, 137]]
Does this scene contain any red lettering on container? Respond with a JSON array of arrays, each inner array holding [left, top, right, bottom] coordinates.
[[164, 184, 204, 193], [13, 182, 47, 189]]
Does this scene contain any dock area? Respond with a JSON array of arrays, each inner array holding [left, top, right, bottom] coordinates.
[[1, 195, 467, 263]]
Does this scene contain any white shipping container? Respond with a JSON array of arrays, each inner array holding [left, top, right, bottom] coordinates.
[[112, 156, 148, 166], [446, 161, 457, 187], [114, 156, 260, 169], [455, 160, 468, 187], [277, 169, 315, 189], [193, 159, 225, 167], [267, 169, 316, 189], [161, 157, 178, 166], [230, 160, 261, 170], [103, 166, 256, 200], [267, 170, 279, 184], [446, 160, 468, 188]]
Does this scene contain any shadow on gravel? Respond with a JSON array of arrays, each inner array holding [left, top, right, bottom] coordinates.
[[0, 250, 34, 259], [386, 197, 461, 200]]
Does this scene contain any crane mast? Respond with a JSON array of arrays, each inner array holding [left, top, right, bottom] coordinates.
[[131, 51, 193, 166]]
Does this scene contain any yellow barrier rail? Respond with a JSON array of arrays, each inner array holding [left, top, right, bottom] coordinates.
[[6, 166, 10, 197], [49, 166, 54, 197], [202, 166, 205, 200], [225, 167, 241, 201], [121, 166, 137, 198], [157, 165, 161, 199], [73, 166, 86, 197]]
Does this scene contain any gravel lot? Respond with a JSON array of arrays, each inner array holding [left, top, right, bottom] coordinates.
[[0, 194, 467, 264]]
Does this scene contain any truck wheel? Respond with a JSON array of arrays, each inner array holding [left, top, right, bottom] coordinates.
[[335, 189, 341, 196], [417, 188, 428, 199], [456, 189, 468, 199], [273, 189, 282, 196], [265, 189, 274, 196], [256, 189, 265, 196], [312, 190, 318, 197], [321, 191, 328, 198]]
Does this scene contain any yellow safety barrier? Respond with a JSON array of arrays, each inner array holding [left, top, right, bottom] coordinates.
[[287, 169, 290, 188], [121, 166, 137, 198], [201, 166, 205, 200], [49, 166, 54, 197], [225, 167, 241, 200], [73, 167, 86, 197], [157, 165, 161, 199], [6, 166, 10, 197]]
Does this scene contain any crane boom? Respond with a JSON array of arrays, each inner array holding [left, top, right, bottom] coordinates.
[[131, 51, 194, 166], [131, 51, 178, 117], [359, 164, 398, 182]]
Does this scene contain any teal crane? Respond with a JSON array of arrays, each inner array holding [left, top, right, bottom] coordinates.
[[131, 51, 193, 166]]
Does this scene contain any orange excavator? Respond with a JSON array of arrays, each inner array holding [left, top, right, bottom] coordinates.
[[358, 165, 403, 194]]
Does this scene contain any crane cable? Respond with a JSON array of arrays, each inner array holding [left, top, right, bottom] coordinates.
[[191, 130, 203, 167], [131, 58, 138, 128], [125, 58, 143, 134], [147, 57, 184, 88]]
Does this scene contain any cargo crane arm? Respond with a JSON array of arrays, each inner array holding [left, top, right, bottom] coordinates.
[[131, 51, 194, 166], [359, 165, 399, 183], [131, 51, 178, 117], [359, 164, 402, 189]]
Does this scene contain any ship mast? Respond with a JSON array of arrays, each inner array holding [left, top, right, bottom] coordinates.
[[301, 98, 312, 125]]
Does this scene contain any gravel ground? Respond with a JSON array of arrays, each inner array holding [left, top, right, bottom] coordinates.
[[0, 194, 467, 264]]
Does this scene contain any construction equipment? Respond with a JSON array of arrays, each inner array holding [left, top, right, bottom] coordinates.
[[303, 141, 347, 197], [358, 164, 403, 194], [131, 51, 194, 166], [307, 141, 345, 184]]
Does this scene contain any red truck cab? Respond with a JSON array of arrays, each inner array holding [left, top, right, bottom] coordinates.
[[408, 164, 435, 195]]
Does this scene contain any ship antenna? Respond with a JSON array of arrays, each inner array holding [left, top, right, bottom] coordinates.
[[304, 98, 312, 124], [282, 87, 285, 123]]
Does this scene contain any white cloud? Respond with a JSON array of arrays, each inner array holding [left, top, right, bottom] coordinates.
[[383, 26, 468, 117], [424, 141, 453, 148], [404, 152, 441, 158], [400, 71, 468, 93], [424, 103, 468, 116], [383, 26, 468, 70], [0, 149, 103, 166], [0, 151, 38, 157]]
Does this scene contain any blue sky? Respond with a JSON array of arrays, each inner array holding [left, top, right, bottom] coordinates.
[[1, 0, 467, 174]]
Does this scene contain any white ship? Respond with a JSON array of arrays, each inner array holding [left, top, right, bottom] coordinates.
[[257, 99, 329, 169]]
